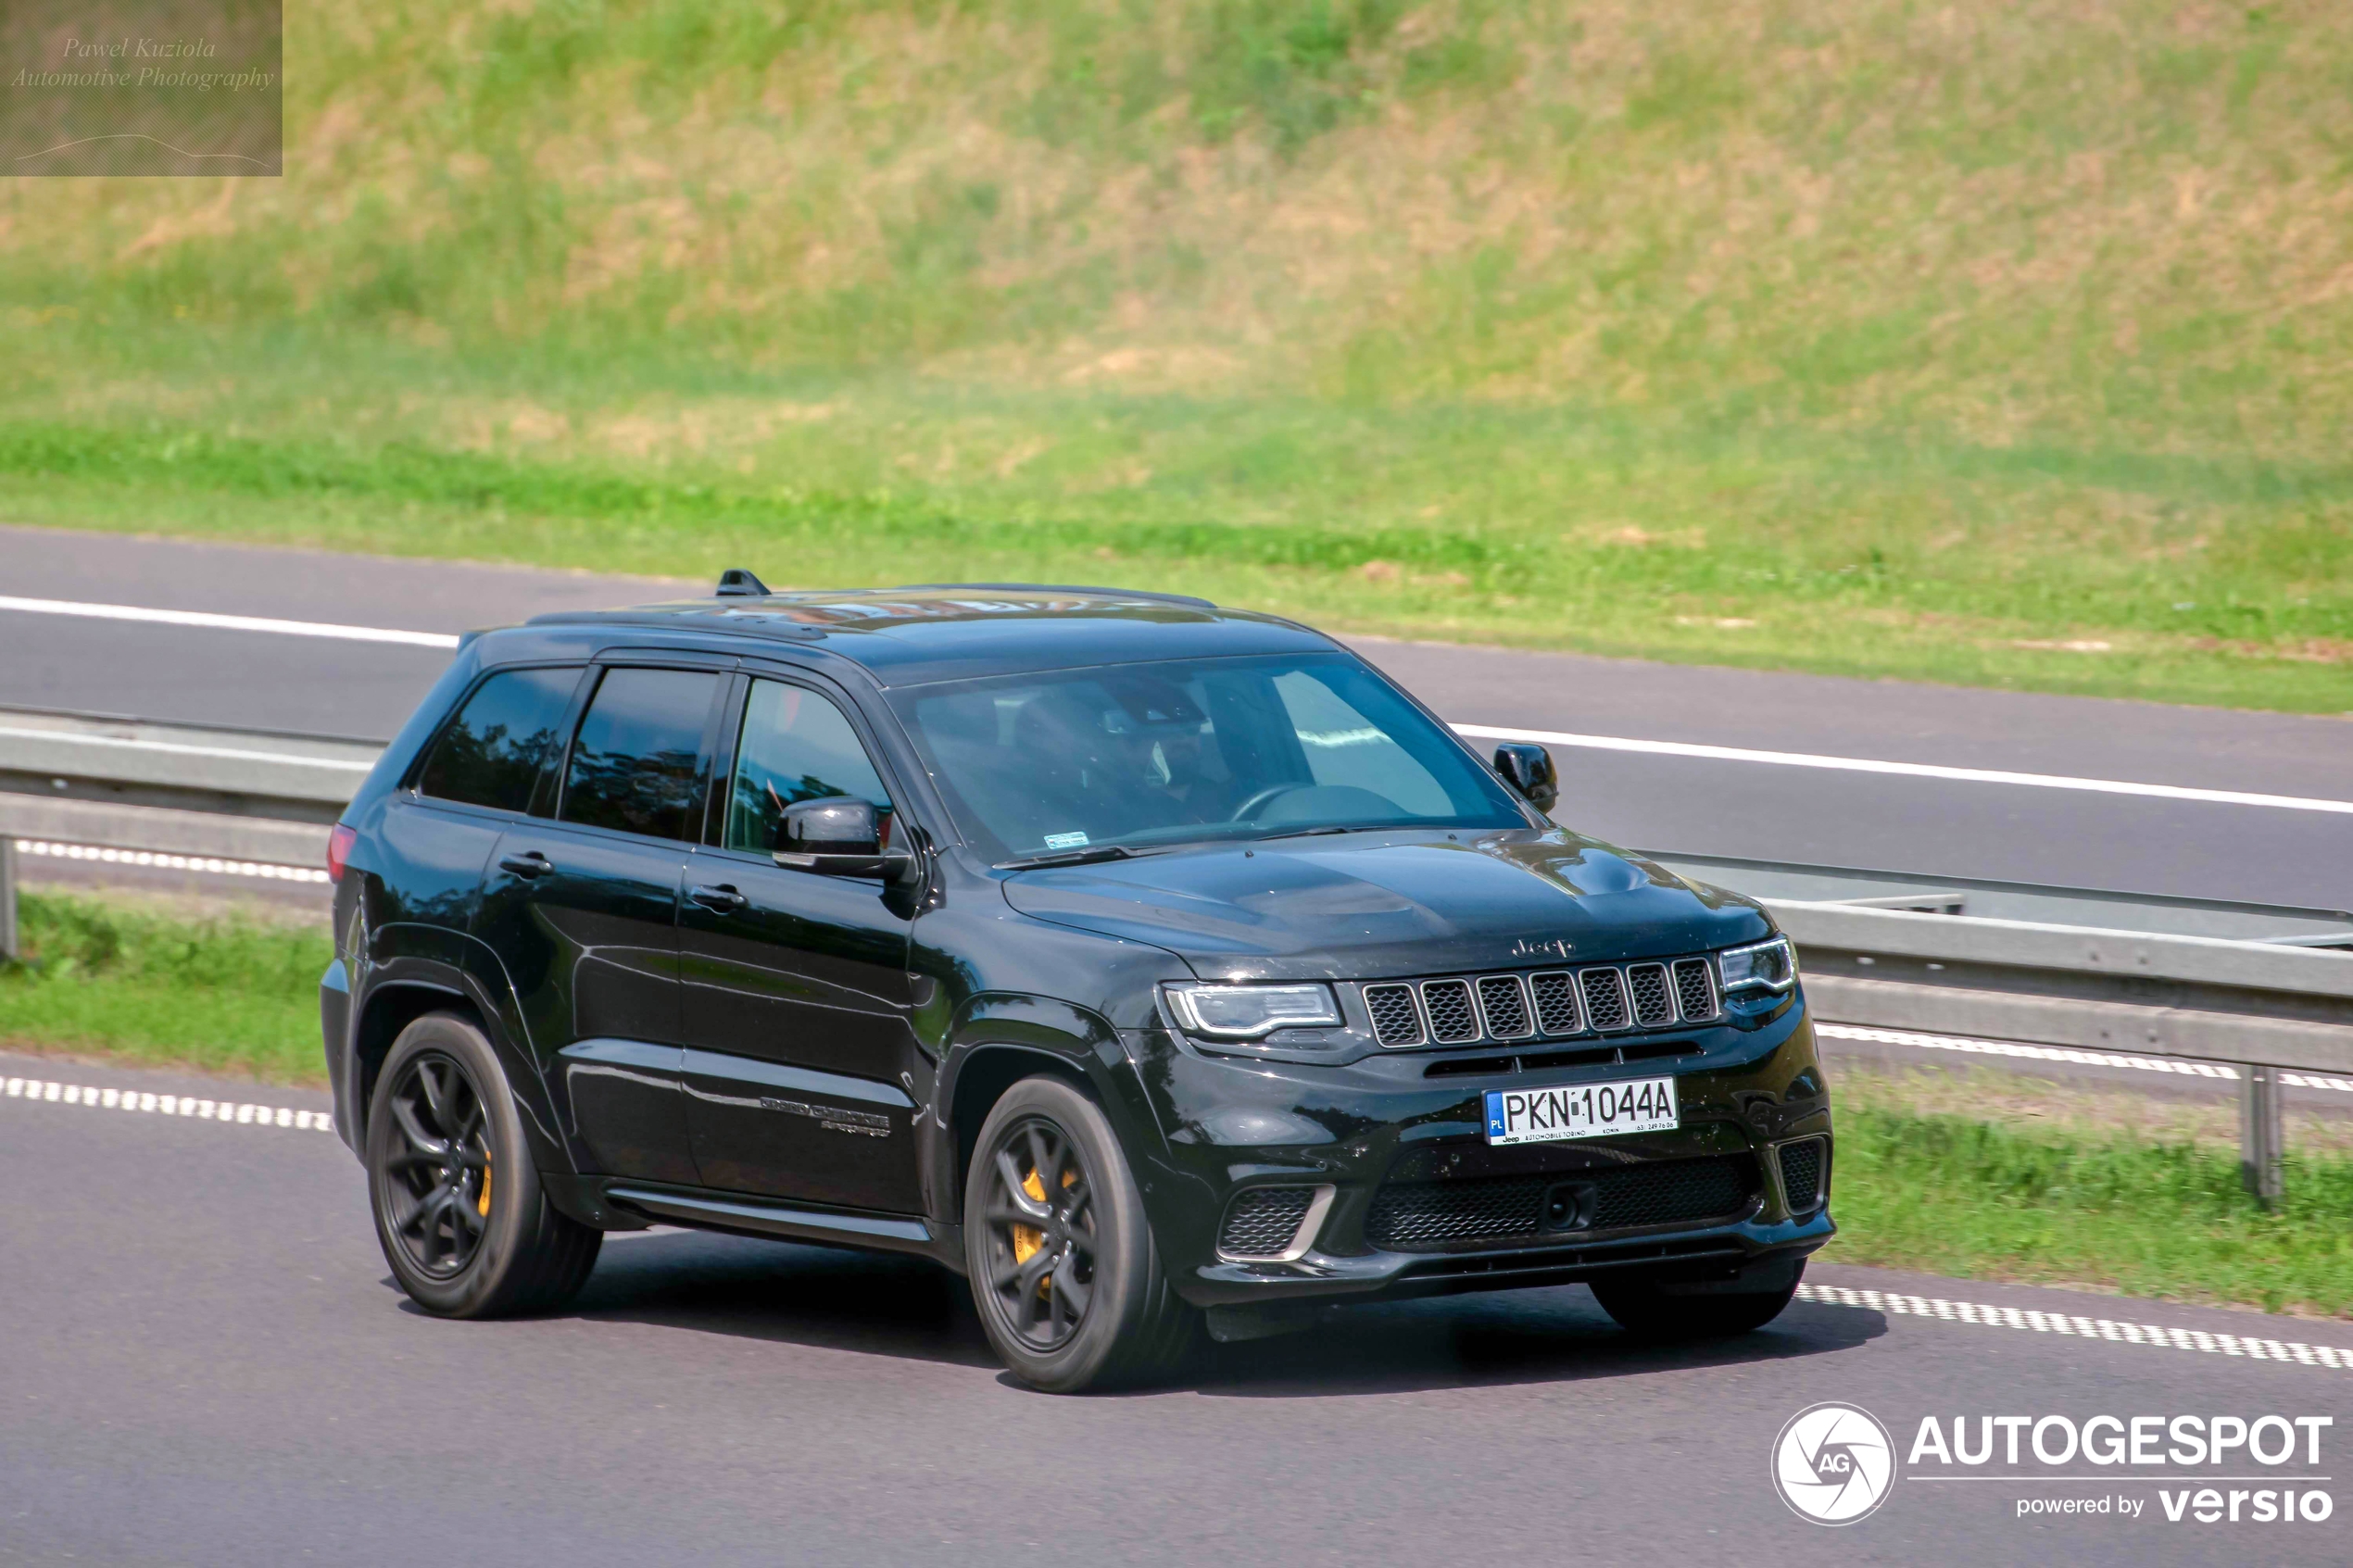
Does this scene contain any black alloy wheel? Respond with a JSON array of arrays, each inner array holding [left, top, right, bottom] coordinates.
[[364, 1012, 601, 1318], [978, 1115, 1100, 1350], [377, 1050, 494, 1278], [963, 1076, 1200, 1393]]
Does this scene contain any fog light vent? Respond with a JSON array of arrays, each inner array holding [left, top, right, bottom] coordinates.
[[1778, 1137, 1826, 1214], [1218, 1187, 1317, 1259]]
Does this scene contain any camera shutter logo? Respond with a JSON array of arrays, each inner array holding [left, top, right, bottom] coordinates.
[[1772, 1402, 1896, 1524]]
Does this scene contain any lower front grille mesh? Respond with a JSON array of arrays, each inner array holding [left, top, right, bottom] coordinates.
[[1219, 1187, 1315, 1257], [1365, 1156, 1756, 1252]]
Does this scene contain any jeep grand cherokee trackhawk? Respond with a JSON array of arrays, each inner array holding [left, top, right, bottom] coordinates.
[[320, 576, 1832, 1392]]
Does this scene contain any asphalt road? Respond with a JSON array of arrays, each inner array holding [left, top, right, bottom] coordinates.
[[3, 524, 2348, 905], [4, 1049, 2348, 1567]]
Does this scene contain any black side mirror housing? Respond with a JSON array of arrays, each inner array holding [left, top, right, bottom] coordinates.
[[1491, 743, 1559, 815], [775, 797, 915, 882]]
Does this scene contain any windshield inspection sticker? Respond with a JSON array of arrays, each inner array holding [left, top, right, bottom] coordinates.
[[1042, 832, 1089, 849]]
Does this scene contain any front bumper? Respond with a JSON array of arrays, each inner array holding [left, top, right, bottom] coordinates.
[[1122, 991, 1833, 1311]]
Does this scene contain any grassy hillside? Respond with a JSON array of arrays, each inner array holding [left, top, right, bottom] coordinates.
[[3, 0, 2347, 708]]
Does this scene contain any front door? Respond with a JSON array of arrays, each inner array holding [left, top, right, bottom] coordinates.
[[676, 674, 921, 1212], [475, 663, 724, 1185]]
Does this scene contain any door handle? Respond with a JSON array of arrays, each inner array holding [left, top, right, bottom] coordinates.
[[688, 883, 749, 912], [498, 851, 554, 879]]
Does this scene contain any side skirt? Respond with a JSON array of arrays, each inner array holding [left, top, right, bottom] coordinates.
[[599, 1180, 952, 1264]]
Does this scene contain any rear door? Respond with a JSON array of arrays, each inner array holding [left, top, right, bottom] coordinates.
[[675, 672, 922, 1212], [477, 660, 725, 1185]]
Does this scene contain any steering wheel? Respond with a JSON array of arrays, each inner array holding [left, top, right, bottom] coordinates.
[[1229, 784, 1311, 822]]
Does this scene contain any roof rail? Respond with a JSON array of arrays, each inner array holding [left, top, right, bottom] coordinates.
[[893, 583, 1215, 610], [715, 568, 772, 597]]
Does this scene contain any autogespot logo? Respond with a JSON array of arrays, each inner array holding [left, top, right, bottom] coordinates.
[[1773, 1402, 1897, 1525]]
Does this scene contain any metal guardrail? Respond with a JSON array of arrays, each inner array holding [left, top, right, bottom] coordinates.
[[1, 708, 2346, 1199], [1647, 852, 2353, 1201]]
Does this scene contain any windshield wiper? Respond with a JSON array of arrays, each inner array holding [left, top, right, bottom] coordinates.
[[1250, 823, 1369, 843], [995, 844, 1148, 871]]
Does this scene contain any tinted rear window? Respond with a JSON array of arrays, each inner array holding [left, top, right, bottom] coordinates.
[[417, 666, 581, 813], [560, 668, 719, 841]]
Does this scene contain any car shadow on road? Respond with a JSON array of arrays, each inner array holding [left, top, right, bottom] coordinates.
[[1182, 1289, 1888, 1399], [524, 1229, 1888, 1394]]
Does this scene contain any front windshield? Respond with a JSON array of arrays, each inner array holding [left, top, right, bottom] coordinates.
[[888, 652, 1528, 862]]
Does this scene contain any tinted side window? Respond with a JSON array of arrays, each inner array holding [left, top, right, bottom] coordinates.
[[417, 666, 581, 813], [724, 680, 892, 853], [560, 668, 719, 841]]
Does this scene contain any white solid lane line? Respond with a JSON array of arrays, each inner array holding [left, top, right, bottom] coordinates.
[[0, 724, 378, 771], [1796, 1283, 2353, 1373], [0, 594, 461, 649], [1453, 721, 2353, 817], [6, 594, 2347, 815]]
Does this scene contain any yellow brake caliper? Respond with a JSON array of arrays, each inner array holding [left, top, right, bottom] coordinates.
[[478, 1157, 492, 1218], [1009, 1165, 1077, 1298]]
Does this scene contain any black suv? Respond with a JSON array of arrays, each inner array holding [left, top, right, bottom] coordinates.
[[321, 578, 1832, 1391]]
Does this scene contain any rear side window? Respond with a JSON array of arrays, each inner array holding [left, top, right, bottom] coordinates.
[[724, 680, 892, 853], [560, 668, 720, 841], [417, 667, 581, 813]]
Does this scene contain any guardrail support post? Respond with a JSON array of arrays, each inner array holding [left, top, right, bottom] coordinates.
[[0, 835, 17, 961], [2239, 1063, 2284, 1206]]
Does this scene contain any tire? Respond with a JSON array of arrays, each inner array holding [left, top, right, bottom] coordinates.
[[963, 1075, 1200, 1393], [365, 1012, 601, 1318], [1591, 1260, 1805, 1341]]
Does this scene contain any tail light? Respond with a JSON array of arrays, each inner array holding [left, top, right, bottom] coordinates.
[[326, 823, 357, 884]]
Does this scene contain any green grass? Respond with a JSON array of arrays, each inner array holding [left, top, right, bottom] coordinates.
[[6, 888, 2349, 1316], [0, 892, 331, 1084], [1824, 1104, 2353, 1319], [1, 0, 2347, 709]]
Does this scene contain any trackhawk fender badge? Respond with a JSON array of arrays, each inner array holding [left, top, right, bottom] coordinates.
[[1507, 937, 1576, 960], [760, 1098, 893, 1137]]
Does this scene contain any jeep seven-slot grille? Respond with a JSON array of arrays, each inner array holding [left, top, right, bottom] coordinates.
[[1627, 962, 1675, 1027], [1361, 951, 1732, 1050], [1779, 1138, 1826, 1213], [1672, 958, 1718, 1022], [1529, 971, 1580, 1035], [1365, 1156, 1756, 1252], [1476, 975, 1533, 1040], [1579, 967, 1630, 1031], [1219, 1187, 1316, 1257], [1364, 984, 1423, 1046], [1421, 979, 1480, 1043]]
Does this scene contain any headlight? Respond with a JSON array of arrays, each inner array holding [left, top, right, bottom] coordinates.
[[1718, 935, 1797, 995], [1167, 983, 1342, 1038]]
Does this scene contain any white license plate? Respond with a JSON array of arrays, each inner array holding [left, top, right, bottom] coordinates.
[[1483, 1077, 1679, 1146]]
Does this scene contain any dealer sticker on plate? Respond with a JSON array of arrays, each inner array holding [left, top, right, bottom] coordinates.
[[1483, 1077, 1679, 1146]]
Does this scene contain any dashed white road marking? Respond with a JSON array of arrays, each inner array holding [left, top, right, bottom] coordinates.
[[0, 595, 460, 649], [1453, 721, 2353, 817], [1815, 1022, 2353, 1095], [16, 838, 329, 884], [1797, 1283, 2353, 1372], [2, 1074, 333, 1132]]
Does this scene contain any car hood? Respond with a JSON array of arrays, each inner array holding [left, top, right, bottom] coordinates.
[[997, 829, 1771, 982]]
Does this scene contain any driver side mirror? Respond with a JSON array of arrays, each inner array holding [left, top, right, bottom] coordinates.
[[775, 797, 916, 882], [1491, 743, 1559, 815]]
